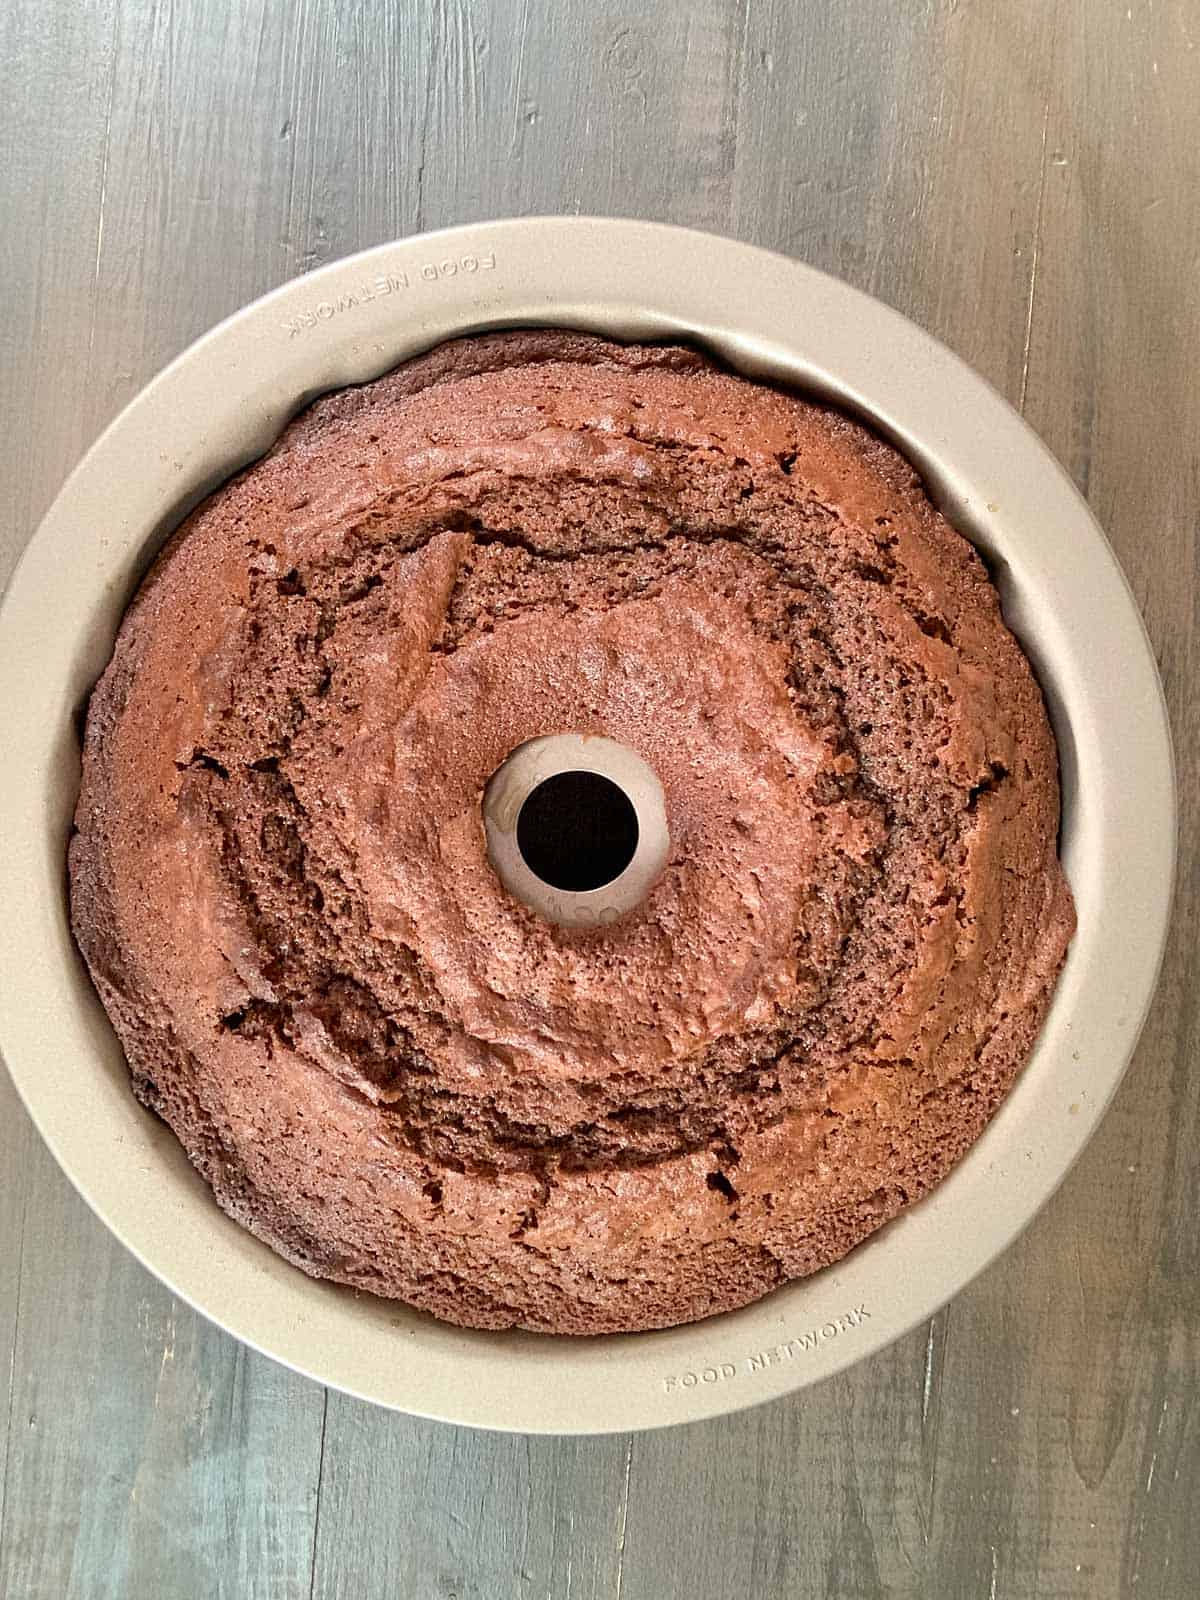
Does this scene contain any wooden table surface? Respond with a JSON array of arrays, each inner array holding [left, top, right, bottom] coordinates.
[[1, 2, 1196, 1596]]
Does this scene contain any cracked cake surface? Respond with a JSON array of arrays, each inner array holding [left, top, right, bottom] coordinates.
[[69, 330, 1075, 1334]]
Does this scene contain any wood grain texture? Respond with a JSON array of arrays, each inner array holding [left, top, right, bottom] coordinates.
[[0, 1, 1195, 1596]]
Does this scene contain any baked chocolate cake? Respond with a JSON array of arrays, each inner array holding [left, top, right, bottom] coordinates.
[[69, 331, 1075, 1334]]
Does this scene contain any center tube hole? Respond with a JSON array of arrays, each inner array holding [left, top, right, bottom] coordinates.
[[516, 771, 640, 893]]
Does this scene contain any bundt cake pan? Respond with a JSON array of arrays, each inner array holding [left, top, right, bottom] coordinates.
[[0, 219, 1174, 1432]]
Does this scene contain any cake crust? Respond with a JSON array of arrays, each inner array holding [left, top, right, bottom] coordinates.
[[69, 331, 1075, 1333]]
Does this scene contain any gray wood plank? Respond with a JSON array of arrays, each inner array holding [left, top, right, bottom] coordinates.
[[305, 4, 747, 1588], [623, 2, 1200, 1596], [310, 1411, 630, 1600], [0, 2, 335, 1595], [0, 0, 1197, 1596], [0, 0, 122, 1566], [0, 1081, 29, 1584], [1006, 2, 1200, 1594], [0, 1139, 325, 1600]]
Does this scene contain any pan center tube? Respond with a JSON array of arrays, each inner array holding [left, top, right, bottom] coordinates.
[[483, 733, 670, 929]]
